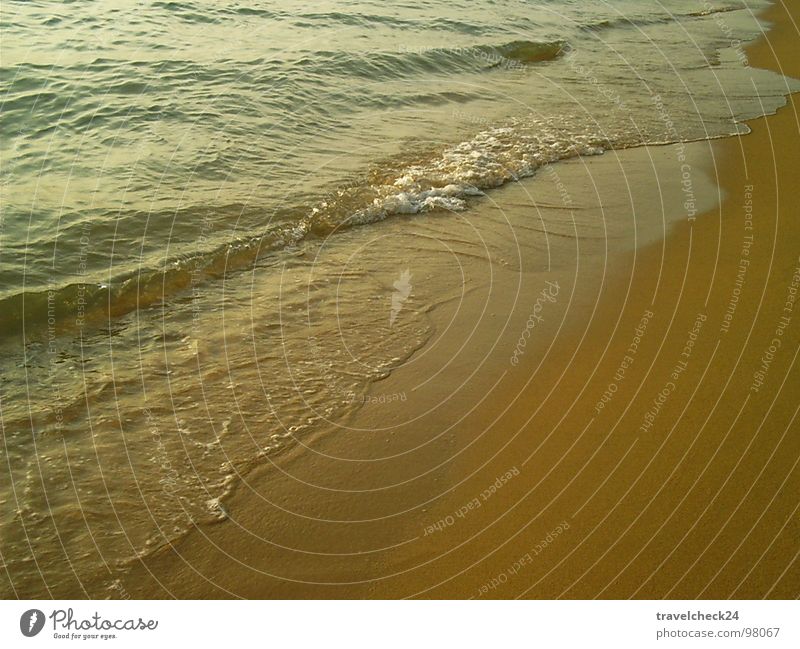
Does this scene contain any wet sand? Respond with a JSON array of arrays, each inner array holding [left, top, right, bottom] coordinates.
[[115, 1, 800, 599]]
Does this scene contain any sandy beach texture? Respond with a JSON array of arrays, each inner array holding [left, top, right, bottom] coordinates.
[[91, 1, 800, 599]]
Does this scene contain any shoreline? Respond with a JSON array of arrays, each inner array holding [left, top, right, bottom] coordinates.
[[94, 1, 800, 599]]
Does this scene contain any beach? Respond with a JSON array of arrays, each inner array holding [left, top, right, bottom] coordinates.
[[2, 1, 799, 600], [88, 2, 800, 599]]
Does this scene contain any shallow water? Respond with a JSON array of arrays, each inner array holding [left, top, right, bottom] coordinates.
[[1, 0, 798, 596]]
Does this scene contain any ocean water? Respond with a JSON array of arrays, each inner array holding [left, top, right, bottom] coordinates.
[[1, 0, 798, 596]]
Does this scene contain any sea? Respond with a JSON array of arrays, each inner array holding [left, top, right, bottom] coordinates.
[[0, 0, 797, 596]]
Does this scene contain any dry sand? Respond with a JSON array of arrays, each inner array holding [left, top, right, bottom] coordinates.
[[116, 1, 800, 599]]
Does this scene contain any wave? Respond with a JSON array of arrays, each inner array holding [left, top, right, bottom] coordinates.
[[0, 39, 566, 119], [290, 39, 567, 80], [580, 5, 746, 33], [0, 221, 308, 338], [150, 2, 490, 34], [0, 113, 612, 340], [492, 40, 568, 64], [292, 10, 490, 35]]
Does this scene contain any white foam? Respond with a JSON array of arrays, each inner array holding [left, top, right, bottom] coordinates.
[[333, 119, 609, 229]]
